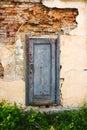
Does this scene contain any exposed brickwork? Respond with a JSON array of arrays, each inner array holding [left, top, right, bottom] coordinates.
[[0, 1, 78, 45]]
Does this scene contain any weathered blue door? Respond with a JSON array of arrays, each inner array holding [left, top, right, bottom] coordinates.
[[26, 37, 59, 105]]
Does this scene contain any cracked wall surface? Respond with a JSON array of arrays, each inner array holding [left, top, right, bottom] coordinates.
[[0, 0, 87, 108]]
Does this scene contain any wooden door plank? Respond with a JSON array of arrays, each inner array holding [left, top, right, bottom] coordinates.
[[34, 44, 51, 97]]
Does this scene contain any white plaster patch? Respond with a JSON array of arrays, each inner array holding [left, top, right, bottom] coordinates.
[[70, 7, 86, 36], [15, 36, 24, 80], [43, 0, 85, 8]]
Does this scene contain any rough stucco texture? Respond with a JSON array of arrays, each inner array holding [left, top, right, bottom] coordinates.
[[0, 1, 78, 45], [0, 80, 25, 105], [60, 35, 87, 107]]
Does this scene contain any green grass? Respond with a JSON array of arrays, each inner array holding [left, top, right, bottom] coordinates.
[[0, 100, 87, 130]]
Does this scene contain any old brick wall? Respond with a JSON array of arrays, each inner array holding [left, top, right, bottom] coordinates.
[[0, 1, 78, 45]]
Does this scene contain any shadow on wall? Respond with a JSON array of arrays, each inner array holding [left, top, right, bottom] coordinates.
[[0, 63, 4, 79]]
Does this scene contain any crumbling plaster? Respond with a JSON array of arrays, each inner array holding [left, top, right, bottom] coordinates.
[[0, 0, 87, 108]]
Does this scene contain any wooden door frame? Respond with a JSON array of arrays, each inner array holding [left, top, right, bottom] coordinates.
[[25, 35, 60, 106]]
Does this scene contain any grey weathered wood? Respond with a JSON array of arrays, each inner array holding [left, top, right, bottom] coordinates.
[[26, 37, 60, 105], [55, 37, 60, 104], [34, 44, 51, 96]]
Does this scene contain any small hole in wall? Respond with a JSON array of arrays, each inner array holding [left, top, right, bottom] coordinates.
[[0, 63, 4, 79]]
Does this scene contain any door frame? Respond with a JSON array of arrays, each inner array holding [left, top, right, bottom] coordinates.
[[25, 35, 60, 106]]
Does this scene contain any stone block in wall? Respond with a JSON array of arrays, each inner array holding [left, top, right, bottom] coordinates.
[[29, 0, 40, 2], [1, 4, 14, 8], [14, 0, 40, 2], [0, 33, 7, 39]]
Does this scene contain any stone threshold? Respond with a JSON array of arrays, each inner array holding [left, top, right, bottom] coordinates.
[[23, 105, 79, 113]]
